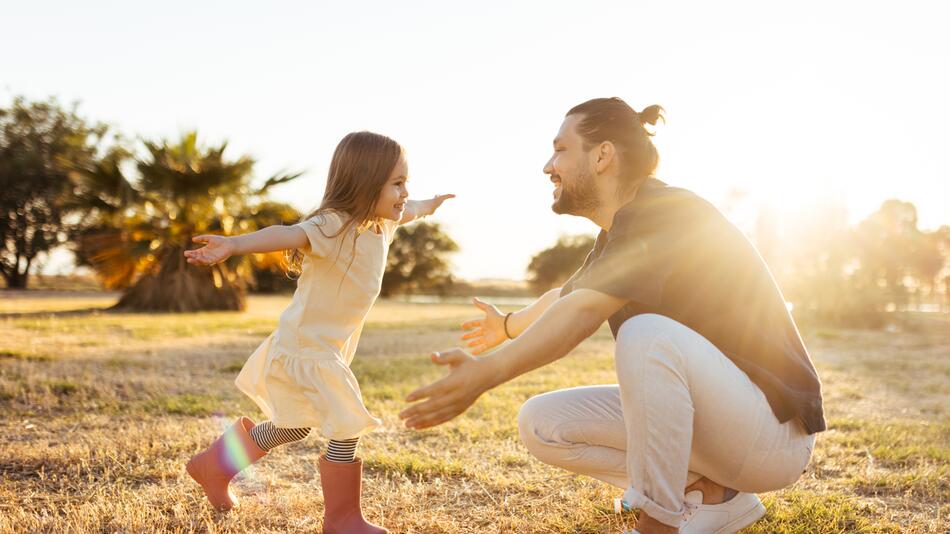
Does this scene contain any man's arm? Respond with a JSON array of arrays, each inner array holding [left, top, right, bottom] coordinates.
[[461, 288, 561, 355], [485, 288, 623, 382], [507, 287, 562, 338], [400, 288, 627, 429]]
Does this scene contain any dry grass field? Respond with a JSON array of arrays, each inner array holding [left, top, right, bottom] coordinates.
[[1, 291, 947, 533]]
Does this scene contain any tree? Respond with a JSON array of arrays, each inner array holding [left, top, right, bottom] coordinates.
[[0, 97, 107, 289], [246, 201, 302, 293], [770, 198, 950, 326], [70, 131, 300, 311], [843, 200, 950, 316], [764, 199, 881, 325], [930, 226, 950, 312], [525, 234, 596, 295], [381, 221, 458, 297], [909, 226, 947, 307]]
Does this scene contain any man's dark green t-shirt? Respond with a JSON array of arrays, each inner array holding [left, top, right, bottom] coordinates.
[[561, 178, 826, 434]]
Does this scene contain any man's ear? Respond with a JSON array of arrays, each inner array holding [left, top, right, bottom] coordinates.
[[594, 141, 616, 174]]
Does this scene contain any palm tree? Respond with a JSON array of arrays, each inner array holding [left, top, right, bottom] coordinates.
[[69, 131, 301, 312], [245, 200, 302, 293]]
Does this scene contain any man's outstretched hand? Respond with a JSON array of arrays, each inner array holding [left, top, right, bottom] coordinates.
[[460, 297, 509, 355], [399, 348, 496, 430]]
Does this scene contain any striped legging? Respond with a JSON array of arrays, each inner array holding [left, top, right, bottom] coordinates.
[[249, 421, 359, 463]]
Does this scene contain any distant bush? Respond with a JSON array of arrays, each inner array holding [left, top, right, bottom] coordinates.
[[525, 234, 595, 295]]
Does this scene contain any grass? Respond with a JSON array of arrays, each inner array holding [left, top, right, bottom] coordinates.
[[0, 291, 947, 533]]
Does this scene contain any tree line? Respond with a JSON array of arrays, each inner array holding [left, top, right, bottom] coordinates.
[[524, 201, 950, 326], [1, 96, 456, 309], [5, 96, 946, 325]]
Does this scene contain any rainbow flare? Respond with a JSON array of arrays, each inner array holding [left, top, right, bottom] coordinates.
[[212, 415, 260, 479]]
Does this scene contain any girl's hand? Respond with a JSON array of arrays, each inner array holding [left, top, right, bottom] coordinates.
[[424, 194, 455, 216], [460, 297, 508, 355], [184, 235, 235, 266]]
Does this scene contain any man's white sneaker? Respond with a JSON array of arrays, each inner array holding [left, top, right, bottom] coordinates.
[[680, 490, 766, 534]]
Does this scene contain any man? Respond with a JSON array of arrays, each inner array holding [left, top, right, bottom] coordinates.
[[399, 97, 824, 534]]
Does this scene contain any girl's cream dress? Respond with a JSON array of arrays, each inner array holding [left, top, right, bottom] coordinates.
[[235, 211, 397, 440]]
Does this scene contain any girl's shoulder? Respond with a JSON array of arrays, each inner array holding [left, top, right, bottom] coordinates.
[[307, 208, 346, 224], [300, 210, 352, 233], [294, 210, 353, 258]]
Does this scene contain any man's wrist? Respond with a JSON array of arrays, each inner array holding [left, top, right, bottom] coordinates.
[[503, 312, 515, 339]]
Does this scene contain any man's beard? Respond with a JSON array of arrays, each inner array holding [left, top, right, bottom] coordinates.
[[552, 170, 598, 216]]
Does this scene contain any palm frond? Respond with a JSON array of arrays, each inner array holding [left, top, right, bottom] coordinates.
[[137, 132, 255, 197], [255, 170, 304, 195]]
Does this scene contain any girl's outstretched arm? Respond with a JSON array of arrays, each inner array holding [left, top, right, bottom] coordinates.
[[399, 194, 455, 224], [184, 225, 309, 266]]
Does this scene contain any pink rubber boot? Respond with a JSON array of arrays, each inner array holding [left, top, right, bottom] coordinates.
[[319, 455, 387, 534], [186, 416, 268, 511]]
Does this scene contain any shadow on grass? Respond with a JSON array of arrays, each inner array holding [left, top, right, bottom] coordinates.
[[0, 307, 113, 319]]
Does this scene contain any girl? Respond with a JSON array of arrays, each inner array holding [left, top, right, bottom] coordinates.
[[183, 131, 453, 534]]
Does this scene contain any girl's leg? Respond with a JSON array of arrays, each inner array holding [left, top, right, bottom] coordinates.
[[319, 436, 386, 534], [222, 422, 380, 531], [326, 437, 360, 463], [186, 417, 269, 511], [247, 422, 360, 464], [248, 421, 311, 451]]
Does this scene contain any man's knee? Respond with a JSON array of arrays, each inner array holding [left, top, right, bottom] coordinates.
[[517, 393, 564, 462], [615, 313, 675, 360], [517, 394, 547, 449], [616, 314, 679, 348]]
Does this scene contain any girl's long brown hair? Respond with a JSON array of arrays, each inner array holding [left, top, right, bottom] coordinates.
[[286, 131, 403, 277]]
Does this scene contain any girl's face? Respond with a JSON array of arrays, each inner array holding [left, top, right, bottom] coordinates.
[[373, 153, 409, 221]]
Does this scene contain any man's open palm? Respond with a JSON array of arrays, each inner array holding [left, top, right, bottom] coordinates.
[[460, 297, 508, 355]]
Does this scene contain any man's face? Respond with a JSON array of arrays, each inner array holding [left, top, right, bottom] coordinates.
[[543, 114, 598, 216]]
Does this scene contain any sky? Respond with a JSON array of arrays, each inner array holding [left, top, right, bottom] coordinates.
[[3, 1, 948, 280]]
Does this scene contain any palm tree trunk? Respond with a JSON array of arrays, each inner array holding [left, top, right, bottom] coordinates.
[[113, 246, 245, 312]]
